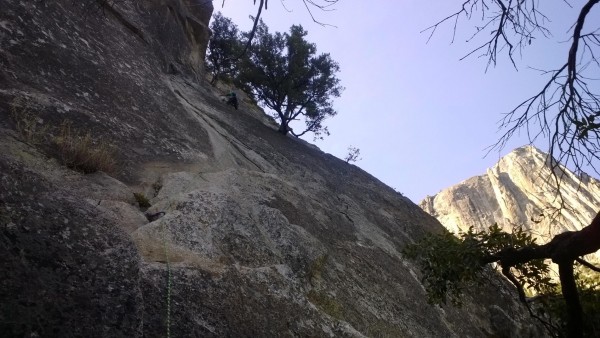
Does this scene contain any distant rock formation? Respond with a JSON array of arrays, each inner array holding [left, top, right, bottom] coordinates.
[[1, 1, 544, 337], [420, 146, 600, 258]]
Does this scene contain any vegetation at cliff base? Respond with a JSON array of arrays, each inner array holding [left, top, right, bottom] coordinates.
[[404, 220, 600, 337]]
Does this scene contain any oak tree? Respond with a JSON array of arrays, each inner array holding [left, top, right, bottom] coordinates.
[[238, 21, 342, 138], [206, 12, 242, 85]]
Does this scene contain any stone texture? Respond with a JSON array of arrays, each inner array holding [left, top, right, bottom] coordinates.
[[0, 1, 545, 336], [0, 158, 143, 337], [420, 146, 600, 260]]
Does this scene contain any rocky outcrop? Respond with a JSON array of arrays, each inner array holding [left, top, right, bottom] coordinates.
[[420, 146, 600, 258], [1, 1, 544, 336]]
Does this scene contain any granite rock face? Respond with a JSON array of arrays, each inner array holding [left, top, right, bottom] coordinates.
[[420, 146, 600, 260], [1, 1, 544, 336]]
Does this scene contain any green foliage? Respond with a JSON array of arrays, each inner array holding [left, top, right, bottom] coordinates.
[[204, 15, 343, 138], [465, 224, 554, 295], [578, 268, 600, 336], [404, 224, 600, 337], [206, 12, 243, 85], [237, 21, 343, 138], [403, 230, 486, 305], [403, 224, 554, 305], [133, 192, 151, 210]]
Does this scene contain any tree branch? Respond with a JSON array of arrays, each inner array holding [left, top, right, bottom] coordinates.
[[229, 0, 339, 57], [575, 257, 600, 272]]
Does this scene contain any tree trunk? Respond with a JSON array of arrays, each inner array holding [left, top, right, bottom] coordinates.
[[486, 211, 600, 337], [278, 122, 289, 135], [559, 262, 583, 338], [210, 73, 218, 85], [548, 211, 600, 262]]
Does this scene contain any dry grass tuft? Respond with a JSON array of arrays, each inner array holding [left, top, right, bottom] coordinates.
[[9, 97, 49, 144], [54, 121, 117, 174]]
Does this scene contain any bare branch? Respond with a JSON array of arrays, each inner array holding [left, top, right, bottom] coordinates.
[[575, 257, 600, 272], [227, 0, 339, 57], [473, 0, 600, 207], [424, 1, 552, 70]]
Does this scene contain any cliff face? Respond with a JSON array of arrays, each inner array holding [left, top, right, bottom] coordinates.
[[1, 1, 542, 337], [420, 146, 600, 256]]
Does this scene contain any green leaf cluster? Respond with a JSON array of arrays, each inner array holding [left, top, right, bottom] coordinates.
[[538, 265, 600, 336], [465, 224, 554, 294], [237, 21, 343, 138], [403, 224, 554, 304], [206, 13, 243, 84], [206, 14, 343, 138], [404, 224, 600, 336], [403, 230, 486, 305]]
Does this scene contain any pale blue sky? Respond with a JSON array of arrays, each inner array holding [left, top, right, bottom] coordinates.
[[219, 1, 598, 202]]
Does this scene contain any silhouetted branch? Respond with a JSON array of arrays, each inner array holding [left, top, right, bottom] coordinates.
[[480, 212, 600, 337], [576, 257, 600, 272], [423, 0, 551, 69], [429, 1, 599, 210], [222, 0, 339, 57]]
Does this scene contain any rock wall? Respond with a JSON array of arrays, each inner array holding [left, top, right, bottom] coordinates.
[[1, 1, 543, 336], [420, 146, 600, 258]]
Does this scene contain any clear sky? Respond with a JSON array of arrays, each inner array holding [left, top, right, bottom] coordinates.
[[218, 1, 599, 203]]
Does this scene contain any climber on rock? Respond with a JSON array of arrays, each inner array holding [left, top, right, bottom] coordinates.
[[222, 91, 238, 110]]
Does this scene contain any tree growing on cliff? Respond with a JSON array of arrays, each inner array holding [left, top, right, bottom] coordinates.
[[206, 12, 242, 85], [237, 21, 342, 138], [344, 146, 361, 163]]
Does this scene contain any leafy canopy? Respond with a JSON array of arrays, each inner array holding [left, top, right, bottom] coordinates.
[[206, 12, 242, 84], [238, 21, 343, 138]]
